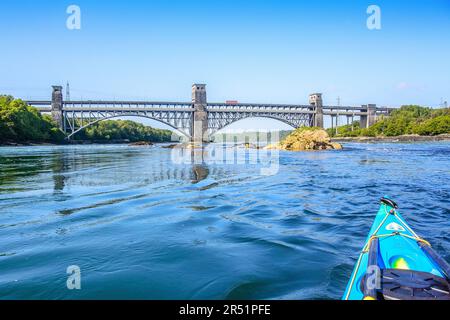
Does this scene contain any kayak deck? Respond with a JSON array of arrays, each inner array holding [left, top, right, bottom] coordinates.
[[343, 198, 449, 300]]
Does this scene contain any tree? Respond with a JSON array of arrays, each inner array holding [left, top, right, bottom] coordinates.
[[329, 105, 450, 137], [0, 96, 65, 143], [415, 115, 450, 136], [74, 120, 173, 142]]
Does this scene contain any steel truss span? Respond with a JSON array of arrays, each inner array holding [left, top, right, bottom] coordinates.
[[208, 110, 313, 135], [26, 84, 395, 141], [28, 101, 316, 139], [63, 109, 194, 139]]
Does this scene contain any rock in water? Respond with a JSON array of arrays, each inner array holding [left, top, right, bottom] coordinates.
[[329, 142, 343, 150], [264, 128, 343, 151], [129, 141, 154, 146]]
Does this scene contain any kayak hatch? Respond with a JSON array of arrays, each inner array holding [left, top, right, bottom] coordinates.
[[343, 197, 450, 300]]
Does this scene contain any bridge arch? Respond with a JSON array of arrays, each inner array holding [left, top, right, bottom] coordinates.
[[212, 116, 296, 134], [208, 114, 310, 138], [66, 114, 191, 141]]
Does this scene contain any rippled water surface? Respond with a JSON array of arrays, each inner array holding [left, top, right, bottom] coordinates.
[[0, 142, 449, 300]]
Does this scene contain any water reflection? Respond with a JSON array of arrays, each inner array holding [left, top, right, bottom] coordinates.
[[0, 154, 48, 192], [51, 153, 69, 192], [191, 165, 209, 184], [44, 146, 215, 191]]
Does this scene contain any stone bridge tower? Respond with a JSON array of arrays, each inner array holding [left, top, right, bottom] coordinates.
[[192, 84, 208, 143], [360, 104, 377, 128], [51, 86, 64, 130], [309, 93, 324, 128]]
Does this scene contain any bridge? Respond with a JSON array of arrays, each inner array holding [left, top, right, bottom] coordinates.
[[26, 84, 394, 142]]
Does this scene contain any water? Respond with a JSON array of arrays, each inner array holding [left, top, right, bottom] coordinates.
[[0, 142, 449, 300]]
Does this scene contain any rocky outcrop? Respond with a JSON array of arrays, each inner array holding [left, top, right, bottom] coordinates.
[[129, 141, 154, 146], [265, 128, 343, 151]]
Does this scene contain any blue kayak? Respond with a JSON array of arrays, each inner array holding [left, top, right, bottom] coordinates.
[[343, 197, 450, 300]]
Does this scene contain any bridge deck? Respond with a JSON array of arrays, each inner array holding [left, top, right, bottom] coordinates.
[[27, 100, 392, 115], [33, 107, 371, 116]]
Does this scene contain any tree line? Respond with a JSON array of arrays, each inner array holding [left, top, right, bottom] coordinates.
[[73, 120, 173, 142], [327, 105, 450, 137], [0, 96, 65, 143], [1, 96, 174, 144]]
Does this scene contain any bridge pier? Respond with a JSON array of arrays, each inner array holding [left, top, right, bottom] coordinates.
[[192, 84, 208, 144], [309, 93, 323, 128], [360, 104, 377, 129], [367, 104, 377, 127], [51, 86, 64, 130]]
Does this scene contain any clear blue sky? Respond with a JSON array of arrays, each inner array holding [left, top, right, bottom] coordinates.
[[1, 0, 449, 130]]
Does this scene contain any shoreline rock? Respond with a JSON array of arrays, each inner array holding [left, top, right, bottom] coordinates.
[[0, 141, 62, 147], [161, 142, 205, 150], [331, 134, 450, 143], [129, 141, 154, 146]]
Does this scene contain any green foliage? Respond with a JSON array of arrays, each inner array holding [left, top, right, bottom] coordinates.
[[332, 105, 450, 137], [74, 120, 173, 142], [327, 122, 361, 137], [0, 95, 65, 143], [414, 115, 450, 135]]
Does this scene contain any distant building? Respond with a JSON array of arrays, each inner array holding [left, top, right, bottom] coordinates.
[[226, 100, 239, 105]]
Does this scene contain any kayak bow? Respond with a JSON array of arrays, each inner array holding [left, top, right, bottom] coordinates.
[[343, 197, 450, 300]]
